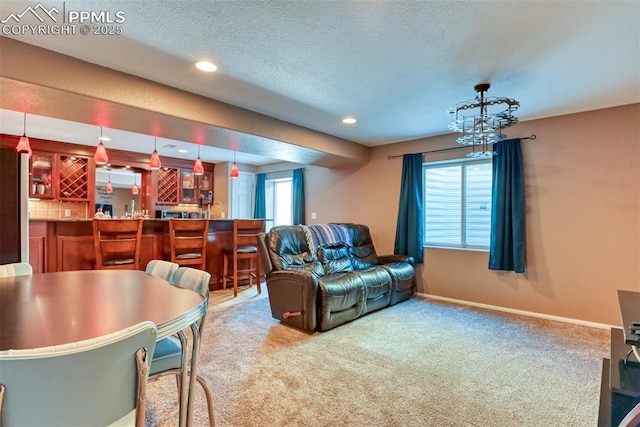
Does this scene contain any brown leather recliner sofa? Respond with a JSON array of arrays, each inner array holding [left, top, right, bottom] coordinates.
[[257, 223, 416, 332]]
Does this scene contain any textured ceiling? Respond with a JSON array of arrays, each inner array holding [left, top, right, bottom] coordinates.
[[0, 0, 638, 161]]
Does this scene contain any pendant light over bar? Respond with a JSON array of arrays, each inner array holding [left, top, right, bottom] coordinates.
[[230, 151, 239, 178], [131, 174, 139, 195], [105, 169, 113, 194], [15, 112, 32, 158], [94, 127, 109, 165], [193, 144, 204, 175], [149, 136, 161, 170]]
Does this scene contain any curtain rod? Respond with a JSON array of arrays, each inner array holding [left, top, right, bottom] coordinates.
[[260, 167, 305, 174], [386, 135, 537, 159]]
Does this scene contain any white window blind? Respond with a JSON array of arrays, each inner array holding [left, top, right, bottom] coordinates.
[[424, 159, 492, 249]]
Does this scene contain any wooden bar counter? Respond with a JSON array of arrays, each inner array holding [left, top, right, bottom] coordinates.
[[29, 218, 234, 290]]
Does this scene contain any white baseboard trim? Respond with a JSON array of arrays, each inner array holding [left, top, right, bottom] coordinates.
[[417, 292, 616, 330]]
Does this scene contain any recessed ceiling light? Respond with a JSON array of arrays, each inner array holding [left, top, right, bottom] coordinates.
[[342, 117, 357, 124], [98, 136, 111, 141], [178, 149, 189, 154], [195, 60, 217, 72]]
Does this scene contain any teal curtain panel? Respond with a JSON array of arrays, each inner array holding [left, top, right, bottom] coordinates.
[[489, 139, 526, 273], [254, 173, 266, 219], [394, 153, 424, 264], [292, 168, 306, 225]]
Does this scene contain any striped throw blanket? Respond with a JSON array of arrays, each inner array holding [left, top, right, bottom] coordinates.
[[302, 224, 352, 255]]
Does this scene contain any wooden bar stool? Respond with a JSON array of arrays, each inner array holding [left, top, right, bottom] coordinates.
[[92, 219, 143, 270], [168, 219, 210, 270], [223, 219, 265, 297]]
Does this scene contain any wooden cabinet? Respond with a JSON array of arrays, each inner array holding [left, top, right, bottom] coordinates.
[[157, 168, 179, 204], [29, 222, 47, 273], [30, 153, 90, 201], [180, 169, 196, 204], [153, 168, 213, 208], [139, 233, 162, 271], [58, 155, 90, 201], [180, 170, 212, 205], [30, 152, 55, 198], [199, 172, 212, 198]]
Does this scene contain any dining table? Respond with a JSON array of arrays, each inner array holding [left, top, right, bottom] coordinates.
[[0, 269, 207, 426]]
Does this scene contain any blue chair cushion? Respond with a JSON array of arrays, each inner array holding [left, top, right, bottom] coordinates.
[[149, 335, 182, 375]]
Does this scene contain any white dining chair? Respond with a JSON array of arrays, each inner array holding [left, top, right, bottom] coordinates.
[[0, 262, 32, 278], [0, 321, 157, 427], [145, 259, 179, 282], [149, 267, 214, 426]]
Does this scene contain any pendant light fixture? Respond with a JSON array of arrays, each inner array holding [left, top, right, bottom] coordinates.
[[149, 136, 162, 170], [15, 112, 32, 158], [105, 169, 113, 194], [229, 151, 239, 178], [193, 144, 204, 176], [131, 174, 139, 195], [94, 127, 109, 165]]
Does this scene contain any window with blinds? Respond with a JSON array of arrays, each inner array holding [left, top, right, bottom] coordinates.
[[424, 158, 492, 249]]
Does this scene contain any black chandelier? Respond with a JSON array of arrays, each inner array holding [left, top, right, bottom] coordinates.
[[448, 83, 519, 157]]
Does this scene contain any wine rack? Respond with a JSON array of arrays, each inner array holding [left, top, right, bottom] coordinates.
[[58, 155, 89, 200], [157, 168, 179, 204]]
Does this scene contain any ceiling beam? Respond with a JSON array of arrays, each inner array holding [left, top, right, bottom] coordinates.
[[0, 37, 370, 168]]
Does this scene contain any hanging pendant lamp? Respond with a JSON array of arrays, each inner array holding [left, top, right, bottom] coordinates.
[[94, 127, 109, 165], [105, 169, 113, 194], [149, 136, 162, 170], [15, 112, 32, 158], [131, 174, 139, 195], [193, 144, 204, 176], [230, 151, 239, 178]]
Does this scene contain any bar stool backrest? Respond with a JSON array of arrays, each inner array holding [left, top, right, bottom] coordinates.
[[93, 219, 144, 270], [223, 219, 265, 297], [169, 219, 210, 270]]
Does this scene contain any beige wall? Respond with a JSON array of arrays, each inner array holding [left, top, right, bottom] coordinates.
[[213, 162, 230, 218], [304, 104, 640, 326]]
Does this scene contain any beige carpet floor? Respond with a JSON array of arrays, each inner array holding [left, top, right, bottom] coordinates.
[[145, 285, 609, 426]]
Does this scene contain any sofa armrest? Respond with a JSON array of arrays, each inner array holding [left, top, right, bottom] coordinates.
[[265, 270, 319, 332], [378, 254, 415, 266]]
